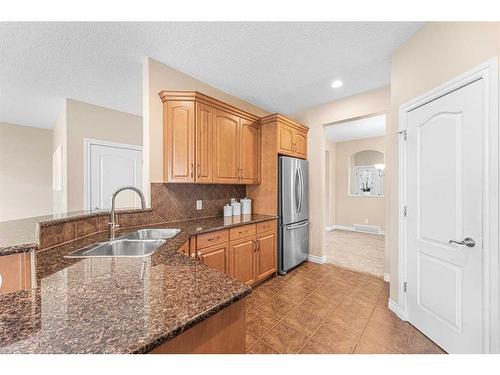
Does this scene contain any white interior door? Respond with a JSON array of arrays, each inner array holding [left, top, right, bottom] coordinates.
[[88, 141, 143, 211], [406, 79, 484, 353]]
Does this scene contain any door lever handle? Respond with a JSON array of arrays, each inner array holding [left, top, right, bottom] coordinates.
[[449, 237, 476, 248]]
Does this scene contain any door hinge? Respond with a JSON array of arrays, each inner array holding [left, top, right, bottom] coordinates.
[[398, 129, 407, 141], [403, 206, 407, 217], [404, 282, 408, 293]]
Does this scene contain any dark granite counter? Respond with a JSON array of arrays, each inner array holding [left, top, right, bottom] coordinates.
[[0, 209, 152, 256], [0, 214, 276, 353]]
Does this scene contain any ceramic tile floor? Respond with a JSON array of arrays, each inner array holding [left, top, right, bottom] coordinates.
[[245, 262, 445, 354], [325, 230, 385, 278]]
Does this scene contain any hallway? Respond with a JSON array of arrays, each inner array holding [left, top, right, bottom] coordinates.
[[325, 230, 385, 278]]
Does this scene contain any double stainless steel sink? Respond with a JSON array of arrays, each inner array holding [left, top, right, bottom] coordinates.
[[65, 229, 181, 259]]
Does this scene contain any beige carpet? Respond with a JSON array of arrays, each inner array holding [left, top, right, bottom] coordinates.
[[325, 229, 385, 277]]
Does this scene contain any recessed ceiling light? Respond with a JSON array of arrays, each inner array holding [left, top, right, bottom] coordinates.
[[331, 80, 343, 88]]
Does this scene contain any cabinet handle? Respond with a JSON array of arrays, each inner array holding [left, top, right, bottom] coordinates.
[[190, 163, 194, 178], [207, 236, 219, 242], [256, 239, 260, 251], [197, 163, 201, 178], [197, 251, 202, 258], [252, 240, 257, 252]]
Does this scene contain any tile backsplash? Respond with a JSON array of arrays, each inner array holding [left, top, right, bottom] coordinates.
[[151, 183, 246, 222]]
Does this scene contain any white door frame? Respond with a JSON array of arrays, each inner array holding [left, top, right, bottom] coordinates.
[[395, 58, 499, 353], [84, 138, 143, 211]]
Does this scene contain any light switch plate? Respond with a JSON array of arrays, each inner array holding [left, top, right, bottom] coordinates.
[[196, 200, 203, 210]]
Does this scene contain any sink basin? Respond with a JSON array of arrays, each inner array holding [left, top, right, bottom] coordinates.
[[117, 228, 181, 240], [65, 239, 166, 258]]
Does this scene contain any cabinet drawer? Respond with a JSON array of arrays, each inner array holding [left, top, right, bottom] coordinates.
[[197, 229, 229, 249], [229, 224, 256, 241], [256, 220, 277, 234]]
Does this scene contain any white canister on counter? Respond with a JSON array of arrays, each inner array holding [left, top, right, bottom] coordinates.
[[240, 197, 252, 215], [223, 204, 233, 217], [230, 199, 241, 216]]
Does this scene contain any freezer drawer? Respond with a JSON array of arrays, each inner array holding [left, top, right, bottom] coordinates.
[[279, 220, 309, 274]]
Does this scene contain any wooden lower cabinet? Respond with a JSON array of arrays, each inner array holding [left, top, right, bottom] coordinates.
[[0, 252, 32, 295], [229, 237, 256, 286], [192, 220, 277, 287], [197, 243, 229, 274], [151, 298, 246, 354], [255, 231, 276, 282]]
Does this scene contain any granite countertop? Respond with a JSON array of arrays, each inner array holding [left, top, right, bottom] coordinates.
[[0, 209, 152, 256], [0, 214, 276, 353]]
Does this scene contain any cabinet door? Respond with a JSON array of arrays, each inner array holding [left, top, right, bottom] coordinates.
[[293, 130, 307, 159], [212, 110, 240, 183], [229, 238, 256, 286], [240, 119, 260, 184], [255, 231, 276, 282], [195, 103, 213, 183], [164, 100, 195, 182], [198, 243, 229, 274], [278, 123, 294, 155]]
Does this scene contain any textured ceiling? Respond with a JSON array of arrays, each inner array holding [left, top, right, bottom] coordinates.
[[0, 22, 423, 128], [325, 114, 386, 142]]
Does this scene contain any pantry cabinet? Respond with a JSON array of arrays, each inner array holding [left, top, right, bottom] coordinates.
[[191, 219, 277, 287], [159, 91, 261, 184]]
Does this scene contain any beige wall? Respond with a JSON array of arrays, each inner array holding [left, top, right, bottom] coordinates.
[[325, 140, 336, 228], [293, 86, 390, 260], [0, 122, 53, 221], [333, 136, 385, 230], [52, 105, 67, 214], [65, 99, 143, 211], [142, 57, 269, 203], [389, 22, 500, 302]]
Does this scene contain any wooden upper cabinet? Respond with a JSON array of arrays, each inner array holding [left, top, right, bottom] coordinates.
[[239, 119, 260, 184], [213, 109, 241, 184], [159, 91, 261, 184], [293, 129, 307, 159], [278, 123, 294, 155], [164, 100, 195, 182], [195, 102, 213, 183], [261, 114, 309, 160]]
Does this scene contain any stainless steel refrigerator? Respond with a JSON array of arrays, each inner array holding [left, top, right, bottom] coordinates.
[[278, 156, 309, 275]]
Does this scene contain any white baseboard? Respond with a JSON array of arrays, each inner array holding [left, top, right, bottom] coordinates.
[[332, 224, 385, 236], [325, 226, 335, 231], [333, 224, 355, 231], [388, 298, 408, 321], [308, 254, 327, 264], [383, 273, 391, 282]]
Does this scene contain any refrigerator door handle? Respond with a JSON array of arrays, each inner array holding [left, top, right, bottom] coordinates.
[[298, 167, 303, 213], [285, 221, 309, 230], [294, 168, 300, 213]]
